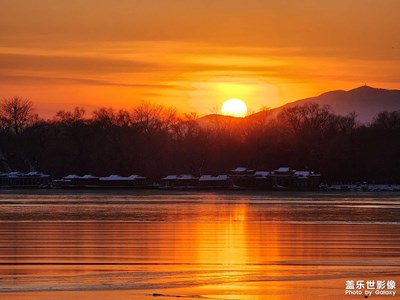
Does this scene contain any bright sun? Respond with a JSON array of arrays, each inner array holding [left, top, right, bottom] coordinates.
[[221, 98, 248, 117]]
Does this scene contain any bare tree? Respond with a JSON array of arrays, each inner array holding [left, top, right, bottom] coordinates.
[[93, 107, 132, 127], [54, 107, 86, 126], [132, 102, 179, 134], [0, 97, 37, 135], [278, 103, 334, 136]]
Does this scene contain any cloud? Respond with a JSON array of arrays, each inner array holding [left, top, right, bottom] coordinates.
[[0, 53, 159, 74], [0, 74, 193, 91]]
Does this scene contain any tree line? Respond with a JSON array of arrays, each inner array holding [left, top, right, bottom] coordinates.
[[1, 96, 399, 183]]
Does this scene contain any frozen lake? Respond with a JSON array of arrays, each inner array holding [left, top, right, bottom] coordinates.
[[0, 190, 399, 299]]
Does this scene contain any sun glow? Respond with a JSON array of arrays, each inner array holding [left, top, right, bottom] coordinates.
[[221, 98, 248, 117]]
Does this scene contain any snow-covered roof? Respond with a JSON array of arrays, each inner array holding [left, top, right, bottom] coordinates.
[[163, 175, 177, 180], [231, 167, 247, 172], [29, 172, 49, 177], [162, 174, 196, 180], [81, 174, 98, 179], [0, 173, 14, 177], [7, 172, 21, 177], [100, 175, 126, 181], [2, 172, 50, 178], [199, 175, 229, 181], [127, 174, 146, 180], [180, 174, 195, 180], [63, 174, 81, 179], [99, 174, 145, 181], [26, 171, 40, 176], [254, 171, 270, 177], [295, 171, 310, 177]]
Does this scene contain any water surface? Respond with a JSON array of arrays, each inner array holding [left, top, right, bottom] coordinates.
[[1, 191, 399, 299]]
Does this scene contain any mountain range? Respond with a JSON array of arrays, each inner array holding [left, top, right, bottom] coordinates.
[[199, 86, 400, 125]]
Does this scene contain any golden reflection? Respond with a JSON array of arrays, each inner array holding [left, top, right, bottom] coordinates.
[[3, 194, 400, 300], [184, 202, 283, 298], [187, 203, 248, 297]]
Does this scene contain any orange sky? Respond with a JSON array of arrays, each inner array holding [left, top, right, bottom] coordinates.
[[1, 0, 399, 117]]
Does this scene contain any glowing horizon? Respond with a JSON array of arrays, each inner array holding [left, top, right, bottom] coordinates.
[[1, 1, 399, 118]]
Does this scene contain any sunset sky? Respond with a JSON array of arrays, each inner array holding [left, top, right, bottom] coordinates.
[[1, 0, 399, 117]]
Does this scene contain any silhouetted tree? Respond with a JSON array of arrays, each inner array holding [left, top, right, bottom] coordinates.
[[54, 107, 86, 125], [0, 98, 399, 183], [93, 107, 132, 127], [132, 102, 178, 134], [0, 97, 37, 135]]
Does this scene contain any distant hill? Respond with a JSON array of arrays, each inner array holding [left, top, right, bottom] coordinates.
[[198, 86, 400, 125], [196, 113, 245, 128], [249, 86, 400, 123]]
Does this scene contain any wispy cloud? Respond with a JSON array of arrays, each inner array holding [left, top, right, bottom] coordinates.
[[0, 53, 159, 74], [0, 74, 192, 90]]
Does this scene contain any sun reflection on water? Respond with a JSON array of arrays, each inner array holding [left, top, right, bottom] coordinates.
[[1, 193, 400, 300]]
